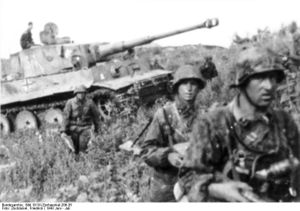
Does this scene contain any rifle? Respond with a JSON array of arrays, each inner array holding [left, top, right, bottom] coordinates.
[[61, 133, 75, 152], [223, 117, 276, 202], [224, 119, 300, 202], [119, 117, 152, 154], [254, 157, 300, 180]]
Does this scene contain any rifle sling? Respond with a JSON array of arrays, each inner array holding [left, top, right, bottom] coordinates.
[[162, 107, 174, 150], [224, 112, 240, 181]]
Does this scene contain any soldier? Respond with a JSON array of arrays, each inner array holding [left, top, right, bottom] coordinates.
[[20, 22, 35, 50], [140, 64, 206, 202], [61, 85, 100, 154], [178, 46, 300, 202], [149, 54, 164, 70], [122, 48, 151, 75]]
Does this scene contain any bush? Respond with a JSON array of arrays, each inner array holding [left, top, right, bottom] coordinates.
[[0, 107, 152, 202]]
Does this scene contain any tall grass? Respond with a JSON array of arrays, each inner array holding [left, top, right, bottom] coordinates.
[[1, 22, 299, 202], [0, 102, 155, 202]]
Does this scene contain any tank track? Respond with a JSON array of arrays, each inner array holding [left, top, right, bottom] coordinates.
[[1, 99, 67, 115]]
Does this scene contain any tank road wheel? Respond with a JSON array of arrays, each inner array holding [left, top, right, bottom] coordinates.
[[91, 89, 117, 120], [44, 109, 64, 126], [15, 110, 38, 131], [96, 98, 115, 120], [0, 114, 11, 135], [43, 109, 64, 135]]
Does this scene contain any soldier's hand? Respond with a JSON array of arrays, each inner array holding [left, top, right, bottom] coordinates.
[[177, 172, 215, 202], [208, 181, 252, 202], [60, 132, 75, 153], [179, 171, 195, 191], [60, 132, 67, 137], [185, 174, 214, 202], [87, 140, 93, 149], [168, 152, 184, 167]]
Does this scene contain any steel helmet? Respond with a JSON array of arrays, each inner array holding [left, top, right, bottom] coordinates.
[[74, 85, 87, 94], [230, 46, 285, 88], [173, 64, 206, 92]]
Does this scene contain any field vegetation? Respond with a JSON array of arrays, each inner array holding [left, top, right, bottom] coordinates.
[[0, 22, 299, 202]]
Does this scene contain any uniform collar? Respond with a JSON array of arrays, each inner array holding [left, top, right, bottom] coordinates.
[[75, 96, 85, 104], [175, 96, 195, 118], [228, 95, 273, 126]]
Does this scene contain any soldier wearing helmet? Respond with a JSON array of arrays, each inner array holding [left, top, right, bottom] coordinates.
[[177, 46, 300, 202], [61, 85, 100, 155], [140, 64, 206, 202]]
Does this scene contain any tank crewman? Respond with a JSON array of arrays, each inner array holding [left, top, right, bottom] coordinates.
[[149, 55, 165, 70], [178, 46, 300, 202], [20, 22, 35, 50], [140, 65, 206, 202], [122, 48, 149, 75], [125, 48, 141, 74], [61, 85, 101, 154]]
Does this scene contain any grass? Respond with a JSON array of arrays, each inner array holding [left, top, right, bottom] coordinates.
[[0, 101, 156, 202], [1, 22, 300, 202]]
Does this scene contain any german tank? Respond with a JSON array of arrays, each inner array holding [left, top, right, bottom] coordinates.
[[0, 18, 219, 134]]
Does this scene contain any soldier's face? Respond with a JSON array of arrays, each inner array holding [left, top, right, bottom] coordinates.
[[76, 92, 86, 101], [244, 73, 278, 108], [178, 79, 200, 102]]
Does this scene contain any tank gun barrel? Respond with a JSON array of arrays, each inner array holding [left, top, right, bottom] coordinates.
[[94, 18, 219, 61]]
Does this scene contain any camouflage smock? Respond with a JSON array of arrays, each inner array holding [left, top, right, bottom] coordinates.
[[181, 96, 300, 202], [141, 97, 197, 202]]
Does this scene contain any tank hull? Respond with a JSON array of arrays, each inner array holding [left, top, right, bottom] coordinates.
[[0, 18, 219, 133]]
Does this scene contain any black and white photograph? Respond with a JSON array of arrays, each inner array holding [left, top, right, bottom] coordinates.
[[0, 0, 300, 207]]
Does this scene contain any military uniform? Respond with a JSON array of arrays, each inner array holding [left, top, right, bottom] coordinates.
[[20, 29, 34, 50], [180, 96, 300, 202], [180, 46, 300, 202], [141, 97, 198, 202], [61, 96, 100, 154], [141, 64, 206, 202]]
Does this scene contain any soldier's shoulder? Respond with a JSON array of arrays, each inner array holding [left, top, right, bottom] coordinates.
[[151, 103, 174, 122], [162, 101, 175, 111], [66, 97, 76, 105], [204, 105, 229, 119], [271, 108, 291, 120], [271, 108, 298, 126], [196, 105, 230, 126], [152, 101, 173, 113], [152, 106, 165, 119]]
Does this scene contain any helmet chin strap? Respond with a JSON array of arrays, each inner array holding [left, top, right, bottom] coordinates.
[[241, 88, 269, 112]]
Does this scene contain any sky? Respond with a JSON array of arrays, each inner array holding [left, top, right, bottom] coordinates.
[[0, 0, 300, 58]]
